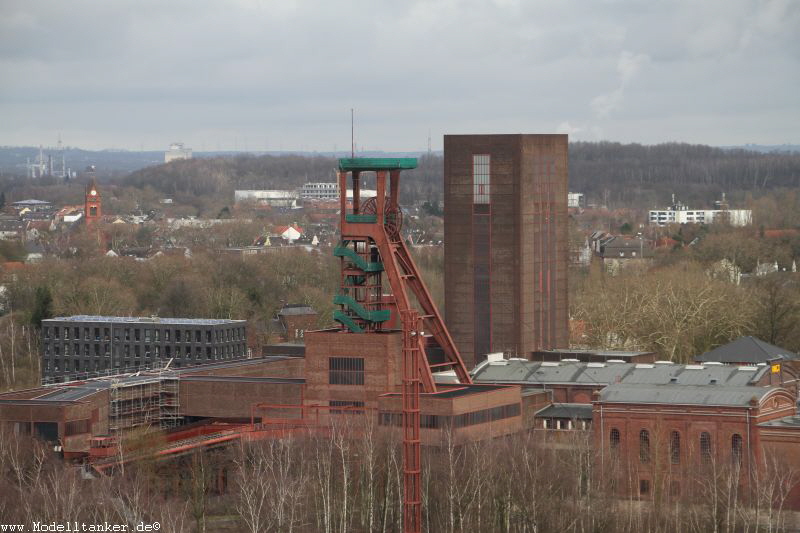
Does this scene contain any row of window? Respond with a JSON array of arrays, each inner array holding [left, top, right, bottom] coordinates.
[[44, 350, 241, 373], [44, 326, 244, 344], [610, 428, 744, 465], [379, 403, 521, 429], [329, 357, 365, 385], [45, 343, 246, 359]]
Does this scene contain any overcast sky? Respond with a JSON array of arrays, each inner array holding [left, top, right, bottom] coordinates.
[[1, 0, 797, 151]]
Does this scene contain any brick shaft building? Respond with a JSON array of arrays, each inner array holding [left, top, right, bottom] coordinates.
[[444, 134, 569, 368]]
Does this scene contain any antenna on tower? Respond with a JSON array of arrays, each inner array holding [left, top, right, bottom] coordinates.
[[351, 108, 355, 158]]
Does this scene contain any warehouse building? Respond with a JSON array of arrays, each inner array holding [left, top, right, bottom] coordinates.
[[41, 316, 248, 381]]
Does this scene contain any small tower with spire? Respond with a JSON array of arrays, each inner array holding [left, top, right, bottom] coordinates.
[[85, 173, 102, 225]]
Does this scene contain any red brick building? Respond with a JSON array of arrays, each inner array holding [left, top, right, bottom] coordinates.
[[592, 383, 796, 500]]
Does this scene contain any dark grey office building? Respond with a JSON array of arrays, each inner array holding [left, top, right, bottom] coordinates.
[[41, 316, 248, 381]]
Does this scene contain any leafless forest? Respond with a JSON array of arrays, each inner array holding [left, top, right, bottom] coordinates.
[[1, 418, 796, 532]]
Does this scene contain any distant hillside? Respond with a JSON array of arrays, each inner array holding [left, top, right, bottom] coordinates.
[[120, 142, 800, 210], [122, 152, 444, 206], [569, 142, 800, 208]]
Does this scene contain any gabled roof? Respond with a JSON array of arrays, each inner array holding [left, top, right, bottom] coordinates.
[[274, 224, 304, 235], [695, 336, 798, 364], [598, 383, 774, 407]]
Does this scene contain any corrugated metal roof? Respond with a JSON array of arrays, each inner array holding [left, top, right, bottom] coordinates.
[[472, 359, 767, 387], [35, 387, 103, 401], [43, 315, 245, 325], [599, 384, 772, 406]]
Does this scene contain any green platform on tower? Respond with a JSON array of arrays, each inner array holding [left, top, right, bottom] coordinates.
[[337, 158, 418, 171]]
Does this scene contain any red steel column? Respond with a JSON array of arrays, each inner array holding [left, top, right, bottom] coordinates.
[[402, 308, 422, 533]]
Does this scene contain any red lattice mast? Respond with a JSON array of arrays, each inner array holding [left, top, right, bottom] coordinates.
[[333, 158, 472, 533]]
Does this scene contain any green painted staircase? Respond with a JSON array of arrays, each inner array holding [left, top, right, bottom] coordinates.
[[333, 295, 391, 323], [333, 243, 383, 272]]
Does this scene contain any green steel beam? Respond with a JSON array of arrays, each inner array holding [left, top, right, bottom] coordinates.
[[338, 158, 418, 171]]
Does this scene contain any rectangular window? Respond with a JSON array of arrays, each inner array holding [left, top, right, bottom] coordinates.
[[134, 329, 140, 342], [154, 329, 160, 342], [54, 326, 60, 339], [473, 154, 490, 204], [113, 329, 120, 341], [84, 327, 90, 340], [74, 327, 80, 339], [164, 329, 170, 342], [44, 327, 51, 339], [144, 330, 151, 342], [103, 328, 110, 341], [195, 330, 201, 343], [330, 400, 365, 415], [206, 330, 212, 343], [329, 357, 365, 385], [124, 328, 130, 341], [94, 328, 100, 341], [84, 344, 90, 357], [175, 330, 181, 342]]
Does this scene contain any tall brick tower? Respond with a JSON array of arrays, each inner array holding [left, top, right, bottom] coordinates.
[[444, 134, 569, 368], [84, 178, 102, 225]]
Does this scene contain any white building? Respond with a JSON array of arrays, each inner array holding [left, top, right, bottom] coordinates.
[[649, 195, 751, 227], [568, 192, 584, 209], [234, 190, 298, 207], [298, 182, 339, 200], [297, 182, 378, 201], [165, 143, 192, 163]]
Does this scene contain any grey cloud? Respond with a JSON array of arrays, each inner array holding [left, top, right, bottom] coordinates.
[[0, 0, 797, 150]]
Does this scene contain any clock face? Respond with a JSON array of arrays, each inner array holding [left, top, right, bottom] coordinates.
[[90, 190, 97, 196]]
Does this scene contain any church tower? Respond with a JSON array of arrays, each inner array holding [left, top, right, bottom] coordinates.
[[85, 178, 102, 225]]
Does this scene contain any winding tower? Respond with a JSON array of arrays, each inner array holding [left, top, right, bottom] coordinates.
[[332, 158, 472, 391]]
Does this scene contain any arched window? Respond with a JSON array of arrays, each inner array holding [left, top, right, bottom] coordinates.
[[670, 431, 681, 465], [700, 432, 712, 464], [610, 428, 620, 455], [731, 434, 743, 464], [639, 429, 650, 464]]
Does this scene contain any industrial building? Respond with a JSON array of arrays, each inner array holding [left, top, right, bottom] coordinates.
[[41, 316, 248, 381], [4, 152, 800, 527], [444, 134, 569, 367], [164, 143, 192, 163]]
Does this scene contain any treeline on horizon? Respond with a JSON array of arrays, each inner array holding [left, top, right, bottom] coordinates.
[[1, 142, 799, 218], [119, 142, 800, 209]]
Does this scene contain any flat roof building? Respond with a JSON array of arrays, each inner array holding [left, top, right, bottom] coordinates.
[[444, 134, 569, 368], [41, 315, 248, 382]]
